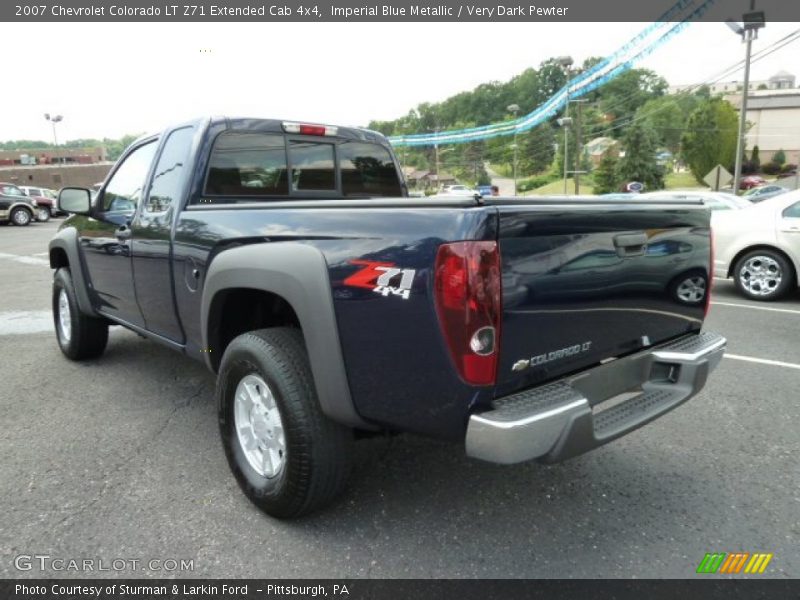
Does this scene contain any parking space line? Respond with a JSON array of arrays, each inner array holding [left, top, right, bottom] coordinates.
[[0, 252, 49, 267], [0, 311, 53, 335], [725, 353, 800, 370], [711, 301, 800, 315]]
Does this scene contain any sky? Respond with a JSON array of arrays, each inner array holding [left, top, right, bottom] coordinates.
[[1, 21, 798, 142]]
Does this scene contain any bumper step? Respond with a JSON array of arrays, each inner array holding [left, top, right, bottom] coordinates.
[[466, 331, 726, 464]]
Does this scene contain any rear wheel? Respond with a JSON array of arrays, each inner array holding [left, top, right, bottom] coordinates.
[[734, 250, 794, 301], [10, 207, 32, 226], [53, 268, 109, 360], [669, 270, 707, 306], [217, 327, 353, 518]]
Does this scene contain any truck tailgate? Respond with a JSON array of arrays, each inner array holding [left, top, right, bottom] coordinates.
[[494, 200, 711, 394]]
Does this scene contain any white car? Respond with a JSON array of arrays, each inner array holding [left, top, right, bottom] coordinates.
[[640, 190, 751, 212], [712, 189, 800, 300], [440, 184, 479, 196]]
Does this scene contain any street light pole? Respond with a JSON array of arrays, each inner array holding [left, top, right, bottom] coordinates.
[[554, 56, 574, 195], [44, 113, 64, 166], [507, 103, 520, 195], [728, 3, 764, 194]]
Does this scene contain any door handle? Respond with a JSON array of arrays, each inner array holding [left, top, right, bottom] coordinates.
[[115, 225, 131, 240], [614, 232, 648, 257]]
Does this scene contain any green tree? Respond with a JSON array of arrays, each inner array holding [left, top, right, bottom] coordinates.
[[635, 96, 683, 154], [593, 150, 620, 194], [617, 123, 664, 190], [599, 69, 668, 137], [751, 145, 761, 170], [772, 149, 786, 165], [518, 124, 555, 174], [681, 98, 739, 184]]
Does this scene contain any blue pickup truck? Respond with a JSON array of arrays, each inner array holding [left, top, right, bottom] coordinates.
[[50, 117, 726, 518]]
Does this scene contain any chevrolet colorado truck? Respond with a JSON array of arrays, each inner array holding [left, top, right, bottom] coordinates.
[[50, 117, 726, 518]]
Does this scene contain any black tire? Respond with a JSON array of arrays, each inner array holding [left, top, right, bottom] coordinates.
[[733, 249, 794, 301], [53, 268, 109, 360], [10, 207, 32, 226], [217, 327, 352, 518], [36, 207, 51, 222]]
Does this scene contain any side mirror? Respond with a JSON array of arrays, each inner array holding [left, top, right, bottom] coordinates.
[[58, 187, 92, 215]]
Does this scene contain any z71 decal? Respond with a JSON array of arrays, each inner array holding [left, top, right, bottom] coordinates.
[[344, 260, 416, 300]]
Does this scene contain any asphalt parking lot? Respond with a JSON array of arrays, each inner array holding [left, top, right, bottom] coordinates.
[[1, 219, 798, 579]]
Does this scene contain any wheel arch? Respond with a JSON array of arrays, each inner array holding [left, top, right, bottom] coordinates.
[[201, 242, 373, 430], [48, 227, 97, 316]]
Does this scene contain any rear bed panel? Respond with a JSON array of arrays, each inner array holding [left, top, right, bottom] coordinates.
[[495, 203, 711, 397]]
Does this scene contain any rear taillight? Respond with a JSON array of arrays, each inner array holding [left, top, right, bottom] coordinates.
[[434, 241, 502, 386], [705, 228, 714, 317]]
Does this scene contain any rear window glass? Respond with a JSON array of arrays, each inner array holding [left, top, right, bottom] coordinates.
[[339, 141, 402, 197], [205, 133, 288, 196], [202, 132, 401, 200], [289, 142, 335, 191]]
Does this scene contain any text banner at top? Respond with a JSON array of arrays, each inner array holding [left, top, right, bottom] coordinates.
[[4, 0, 800, 22]]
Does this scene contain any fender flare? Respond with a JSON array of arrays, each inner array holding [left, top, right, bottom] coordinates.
[[48, 227, 96, 316], [201, 242, 372, 430]]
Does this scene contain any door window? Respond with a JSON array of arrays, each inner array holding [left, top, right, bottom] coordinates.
[[102, 141, 158, 213], [783, 202, 800, 219], [147, 127, 195, 212]]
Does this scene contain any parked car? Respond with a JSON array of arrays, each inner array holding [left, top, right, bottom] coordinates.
[[440, 184, 479, 196], [739, 175, 767, 190], [640, 191, 751, 212], [713, 190, 800, 300], [743, 184, 788, 203], [477, 185, 494, 197], [20, 185, 63, 217], [50, 117, 725, 518], [0, 182, 39, 226]]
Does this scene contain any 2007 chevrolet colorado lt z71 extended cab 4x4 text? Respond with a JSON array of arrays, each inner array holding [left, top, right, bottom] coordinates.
[[50, 117, 726, 518]]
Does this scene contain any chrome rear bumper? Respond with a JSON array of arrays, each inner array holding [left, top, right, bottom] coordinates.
[[466, 332, 726, 464]]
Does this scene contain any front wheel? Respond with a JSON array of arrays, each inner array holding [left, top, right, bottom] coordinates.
[[217, 327, 353, 518], [734, 250, 794, 301], [10, 207, 32, 226], [53, 268, 109, 360], [36, 207, 51, 222]]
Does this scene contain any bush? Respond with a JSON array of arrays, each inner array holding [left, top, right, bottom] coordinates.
[[781, 163, 797, 174], [517, 173, 559, 192], [740, 160, 758, 175], [762, 161, 782, 175]]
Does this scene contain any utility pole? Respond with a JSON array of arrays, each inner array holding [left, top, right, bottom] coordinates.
[[433, 124, 441, 192], [554, 56, 574, 195], [507, 104, 520, 196], [574, 100, 585, 195], [727, 2, 765, 194]]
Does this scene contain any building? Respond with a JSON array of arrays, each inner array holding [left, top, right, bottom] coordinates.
[[0, 163, 113, 189], [668, 70, 799, 165], [726, 89, 800, 165], [0, 146, 107, 167], [668, 70, 796, 96], [583, 137, 620, 166]]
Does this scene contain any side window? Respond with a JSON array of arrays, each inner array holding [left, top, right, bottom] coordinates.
[[339, 141, 402, 197], [147, 127, 195, 212], [1, 184, 25, 196], [204, 133, 288, 198], [289, 142, 335, 191], [783, 202, 800, 219], [102, 141, 158, 213]]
